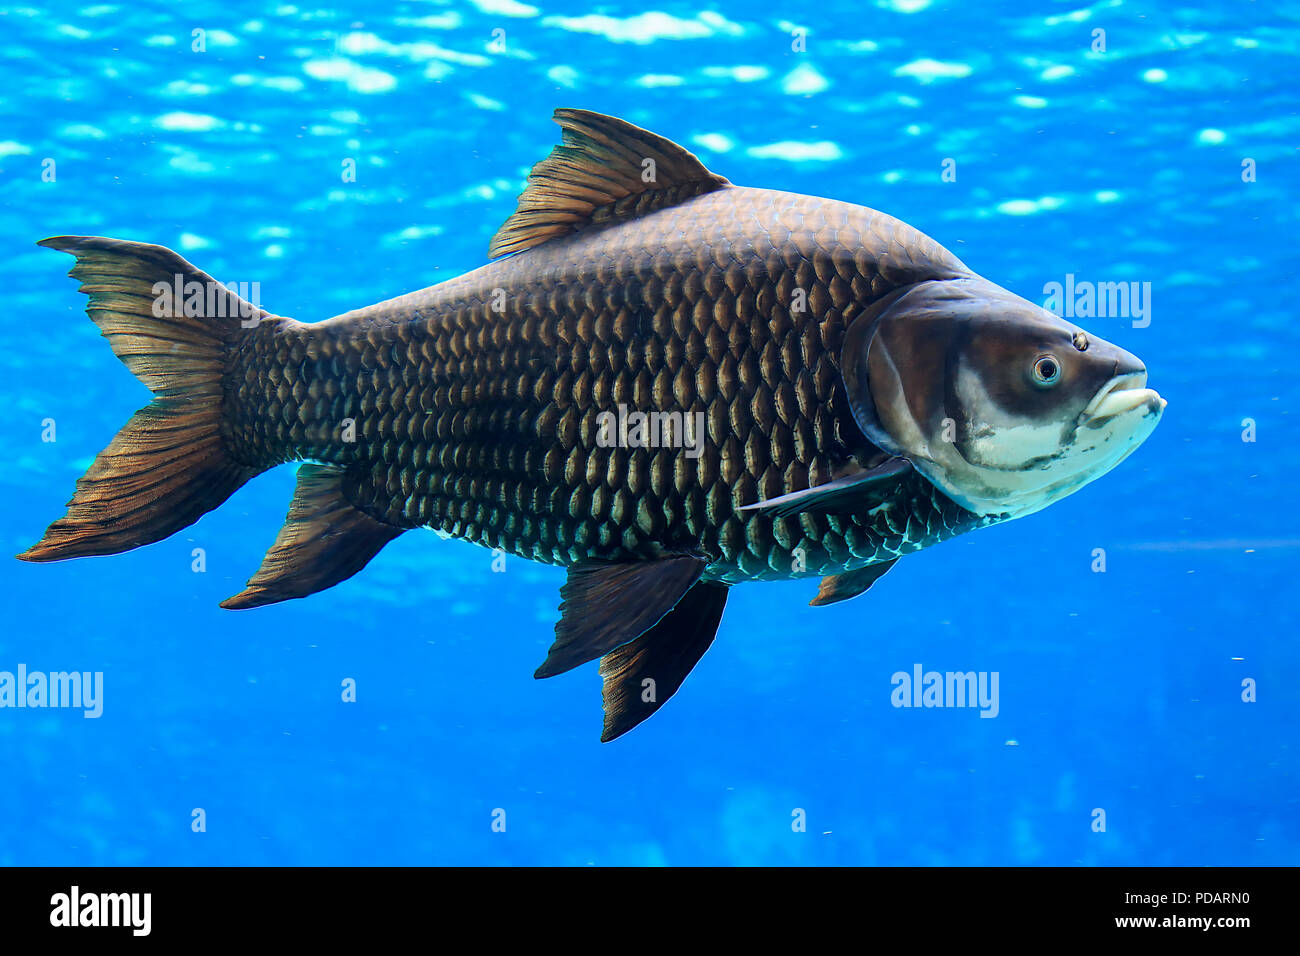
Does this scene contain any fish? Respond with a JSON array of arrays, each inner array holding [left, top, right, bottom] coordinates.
[[18, 109, 1166, 741]]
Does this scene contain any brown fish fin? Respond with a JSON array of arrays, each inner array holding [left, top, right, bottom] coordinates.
[[487, 109, 731, 259], [221, 464, 405, 610], [599, 580, 728, 742], [738, 457, 912, 519], [18, 236, 277, 562], [534, 555, 708, 679], [810, 558, 899, 607]]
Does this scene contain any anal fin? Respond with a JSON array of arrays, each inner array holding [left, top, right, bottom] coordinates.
[[599, 580, 728, 742], [534, 555, 707, 679], [810, 558, 899, 607], [221, 463, 404, 610]]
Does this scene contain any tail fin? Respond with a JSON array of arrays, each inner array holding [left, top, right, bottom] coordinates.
[[18, 236, 276, 562]]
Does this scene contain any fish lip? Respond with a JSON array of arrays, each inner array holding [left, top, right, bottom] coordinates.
[[1084, 371, 1146, 416], [1082, 371, 1165, 421]]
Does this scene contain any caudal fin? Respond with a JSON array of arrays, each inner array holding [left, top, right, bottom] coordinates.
[[18, 236, 277, 562]]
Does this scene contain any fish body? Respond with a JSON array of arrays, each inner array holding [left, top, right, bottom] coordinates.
[[227, 185, 986, 585], [20, 110, 1165, 740]]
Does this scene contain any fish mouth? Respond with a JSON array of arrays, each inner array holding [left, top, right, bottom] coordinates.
[[1082, 371, 1166, 422]]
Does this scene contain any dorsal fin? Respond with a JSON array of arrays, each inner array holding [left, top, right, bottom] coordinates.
[[487, 108, 731, 259]]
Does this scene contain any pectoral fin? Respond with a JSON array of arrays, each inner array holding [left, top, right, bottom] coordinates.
[[599, 580, 728, 742], [738, 457, 912, 519], [221, 463, 404, 610], [810, 558, 899, 606], [534, 555, 708, 679]]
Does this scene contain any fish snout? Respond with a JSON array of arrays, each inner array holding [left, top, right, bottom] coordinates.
[[1076, 337, 1165, 422], [1083, 335, 1145, 382]]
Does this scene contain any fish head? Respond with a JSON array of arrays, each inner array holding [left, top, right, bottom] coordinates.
[[842, 275, 1165, 519]]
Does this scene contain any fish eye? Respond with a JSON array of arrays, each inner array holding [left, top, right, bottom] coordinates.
[[1032, 355, 1061, 386]]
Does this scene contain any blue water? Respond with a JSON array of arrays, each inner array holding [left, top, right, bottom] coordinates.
[[0, 0, 1296, 866]]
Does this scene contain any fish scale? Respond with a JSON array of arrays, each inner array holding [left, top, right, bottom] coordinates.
[[224, 187, 985, 584]]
